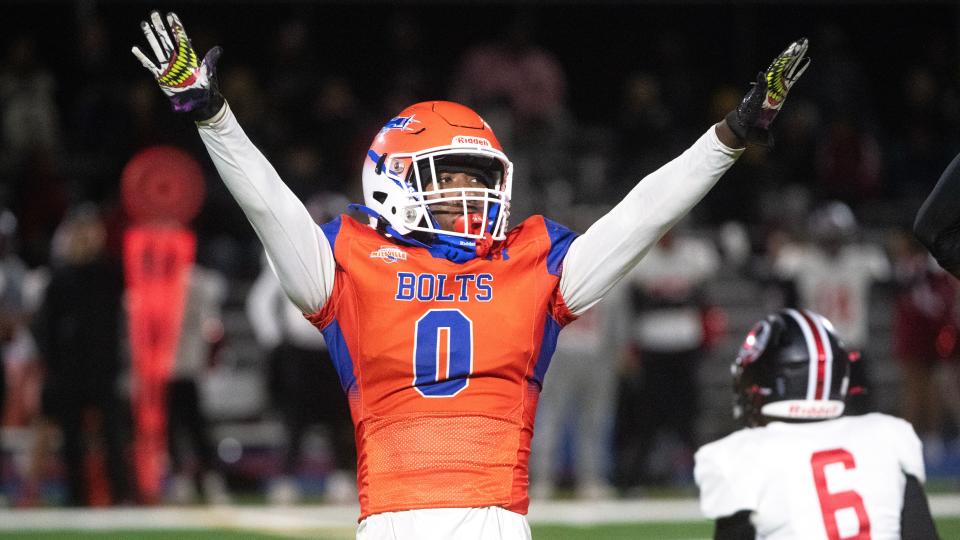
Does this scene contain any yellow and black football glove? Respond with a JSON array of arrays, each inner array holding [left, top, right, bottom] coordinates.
[[131, 11, 224, 121], [726, 38, 810, 147]]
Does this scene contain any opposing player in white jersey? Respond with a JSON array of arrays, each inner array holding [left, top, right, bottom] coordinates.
[[695, 309, 938, 540]]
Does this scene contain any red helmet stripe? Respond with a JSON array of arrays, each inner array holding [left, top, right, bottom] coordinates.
[[798, 310, 829, 400], [785, 309, 819, 400]]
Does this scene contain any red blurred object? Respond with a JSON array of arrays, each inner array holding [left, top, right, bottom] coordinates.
[[124, 228, 195, 503], [701, 305, 728, 349], [937, 325, 957, 360], [121, 146, 205, 226], [121, 145, 204, 503]]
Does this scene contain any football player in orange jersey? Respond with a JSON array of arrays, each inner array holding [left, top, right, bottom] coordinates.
[[134, 11, 808, 539]]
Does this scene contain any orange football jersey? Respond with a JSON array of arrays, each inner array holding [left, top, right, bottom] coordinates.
[[306, 214, 578, 519]]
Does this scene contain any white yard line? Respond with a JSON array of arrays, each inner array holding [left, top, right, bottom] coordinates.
[[1, 495, 959, 531]]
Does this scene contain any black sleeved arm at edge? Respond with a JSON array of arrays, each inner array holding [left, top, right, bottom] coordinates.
[[915, 151, 960, 278], [902, 473, 939, 540], [714, 510, 755, 540]]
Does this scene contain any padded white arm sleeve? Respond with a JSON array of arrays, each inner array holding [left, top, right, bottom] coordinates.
[[560, 125, 743, 316], [197, 104, 335, 314]]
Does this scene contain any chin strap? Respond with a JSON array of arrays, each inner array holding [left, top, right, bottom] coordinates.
[[349, 204, 503, 263]]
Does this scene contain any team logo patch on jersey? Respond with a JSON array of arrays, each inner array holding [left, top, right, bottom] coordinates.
[[451, 135, 491, 147], [370, 245, 408, 263]]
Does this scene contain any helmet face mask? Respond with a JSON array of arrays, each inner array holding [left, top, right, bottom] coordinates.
[[733, 309, 851, 427], [416, 154, 503, 190], [393, 147, 511, 239], [358, 101, 513, 247]]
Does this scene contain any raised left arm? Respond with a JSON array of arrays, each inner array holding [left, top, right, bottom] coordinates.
[[559, 125, 742, 315], [559, 38, 809, 315]]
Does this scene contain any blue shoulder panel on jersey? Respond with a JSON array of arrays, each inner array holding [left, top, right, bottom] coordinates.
[[532, 315, 563, 386], [543, 217, 579, 276], [320, 318, 357, 392], [319, 216, 343, 255]]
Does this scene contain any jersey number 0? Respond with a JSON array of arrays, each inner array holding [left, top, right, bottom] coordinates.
[[413, 309, 474, 397]]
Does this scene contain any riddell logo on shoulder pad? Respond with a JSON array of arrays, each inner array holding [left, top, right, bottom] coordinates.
[[452, 136, 491, 147], [370, 245, 407, 263]]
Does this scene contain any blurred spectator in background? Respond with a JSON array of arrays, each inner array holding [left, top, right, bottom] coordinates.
[[815, 116, 883, 203], [773, 201, 890, 351], [615, 227, 721, 490], [310, 76, 369, 195], [452, 10, 572, 221], [67, 13, 129, 201], [807, 24, 872, 122], [610, 72, 679, 197], [452, 11, 566, 130], [31, 205, 131, 506], [890, 229, 960, 465], [888, 67, 958, 201], [0, 33, 70, 268], [277, 143, 326, 201], [0, 35, 61, 170], [246, 193, 356, 505], [0, 209, 29, 505], [166, 264, 231, 506], [379, 11, 430, 120], [219, 65, 271, 146], [530, 206, 630, 501], [6, 149, 70, 269], [266, 17, 323, 150]]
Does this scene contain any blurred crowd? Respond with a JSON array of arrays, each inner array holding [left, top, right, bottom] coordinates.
[[3, 3, 960, 506]]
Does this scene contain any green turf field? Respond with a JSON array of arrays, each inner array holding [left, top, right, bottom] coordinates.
[[2, 518, 958, 539]]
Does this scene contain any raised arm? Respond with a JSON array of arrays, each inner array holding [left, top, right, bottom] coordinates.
[[560, 124, 742, 315], [131, 11, 334, 313], [914, 151, 960, 278], [560, 38, 810, 315]]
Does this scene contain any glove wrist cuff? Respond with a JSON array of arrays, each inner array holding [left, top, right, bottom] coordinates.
[[189, 91, 225, 122], [724, 109, 774, 148], [196, 100, 229, 126]]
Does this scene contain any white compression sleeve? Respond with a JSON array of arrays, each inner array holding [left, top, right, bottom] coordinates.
[[196, 103, 335, 314], [559, 125, 743, 316]]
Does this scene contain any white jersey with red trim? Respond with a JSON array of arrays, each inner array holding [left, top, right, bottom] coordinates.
[[695, 413, 924, 540], [774, 244, 890, 349]]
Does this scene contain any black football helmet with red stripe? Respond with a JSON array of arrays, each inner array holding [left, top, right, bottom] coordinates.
[[733, 309, 852, 427]]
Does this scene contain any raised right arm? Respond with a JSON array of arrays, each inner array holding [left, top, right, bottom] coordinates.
[[131, 11, 334, 313], [197, 105, 335, 313]]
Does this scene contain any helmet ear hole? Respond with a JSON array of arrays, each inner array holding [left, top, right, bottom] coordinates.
[[373, 191, 388, 204]]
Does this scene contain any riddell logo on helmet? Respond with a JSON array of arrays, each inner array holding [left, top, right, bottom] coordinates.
[[788, 404, 839, 417], [452, 136, 491, 147], [370, 245, 408, 263], [762, 400, 843, 419]]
